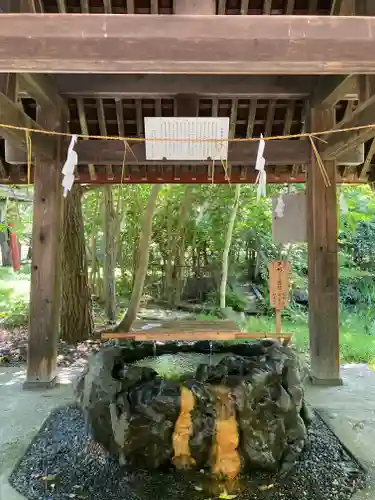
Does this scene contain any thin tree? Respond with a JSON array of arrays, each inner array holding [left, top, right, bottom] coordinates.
[[219, 185, 241, 310], [114, 184, 162, 332], [103, 186, 117, 323]]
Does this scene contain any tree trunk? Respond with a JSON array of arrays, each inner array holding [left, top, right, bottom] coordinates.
[[61, 185, 94, 344], [0, 237, 12, 266], [115, 185, 162, 332], [219, 185, 241, 310], [103, 186, 117, 323]]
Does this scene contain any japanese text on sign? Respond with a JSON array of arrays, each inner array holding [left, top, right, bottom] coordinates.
[[268, 260, 290, 310]]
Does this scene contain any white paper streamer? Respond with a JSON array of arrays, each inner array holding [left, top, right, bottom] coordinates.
[[340, 192, 348, 214], [255, 134, 267, 201], [274, 194, 285, 218], [62, 135, 78, 198]]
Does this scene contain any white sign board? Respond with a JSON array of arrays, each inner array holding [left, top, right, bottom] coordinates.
[[272, 192, 307, 244], [144, 117, 230, 161]]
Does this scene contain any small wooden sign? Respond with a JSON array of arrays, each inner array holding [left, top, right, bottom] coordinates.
[[268, 260, 290, 310]]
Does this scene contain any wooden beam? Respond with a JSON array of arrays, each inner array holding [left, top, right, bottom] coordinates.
[[0, 73, 17, 100], [25, 108, 63, 389], [313, 75, 357, 107], [0, 92, 56, 160], [1, 15, 375, 74], [6, 138, 364, 167], [18, 74, 68, 114], [4, 163, 365, 185], [6, 139, 310, 166], [102, 331, 293, 343], [3, 166, 307, 185], [54, 75, 315, 99], [307, 106, 341, 386], [360, 137, 375, 179], [323, 91, 375, 159]]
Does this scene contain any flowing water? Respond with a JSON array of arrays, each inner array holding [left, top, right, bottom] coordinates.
[[134, 352, 227, 380], [135, 353, 242, 492]]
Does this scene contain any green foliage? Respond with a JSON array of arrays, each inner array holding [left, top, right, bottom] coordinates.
[[0, 265, 30, 327], [4, 180, 375, 366]]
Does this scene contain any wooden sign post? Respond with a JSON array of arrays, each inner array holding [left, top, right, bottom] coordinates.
[[268, 260, 290, 334]]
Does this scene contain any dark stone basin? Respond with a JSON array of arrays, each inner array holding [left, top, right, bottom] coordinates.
[[75, 339, 312, 480]]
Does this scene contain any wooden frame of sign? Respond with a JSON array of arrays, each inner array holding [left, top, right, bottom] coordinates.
[[268, 260, 291, 335]]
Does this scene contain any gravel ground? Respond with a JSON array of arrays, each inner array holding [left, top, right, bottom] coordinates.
[[9, 404, 366, 500]]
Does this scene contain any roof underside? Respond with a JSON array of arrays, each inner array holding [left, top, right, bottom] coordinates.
[[0, 2, 374, 184], [40, 0, 334, 15]]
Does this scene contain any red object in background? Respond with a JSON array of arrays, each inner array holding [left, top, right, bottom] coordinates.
[[8, 224, 20, 272]]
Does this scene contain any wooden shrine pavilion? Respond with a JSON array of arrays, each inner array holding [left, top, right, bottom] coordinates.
[[0, 0, 374, 389]]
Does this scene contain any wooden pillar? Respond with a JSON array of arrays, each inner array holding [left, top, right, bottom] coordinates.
[[24, 108, 63, 389], [307, 106, 341, 386]]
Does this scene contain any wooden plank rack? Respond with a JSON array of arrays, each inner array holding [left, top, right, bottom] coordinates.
[[101, 320, 292, 345]]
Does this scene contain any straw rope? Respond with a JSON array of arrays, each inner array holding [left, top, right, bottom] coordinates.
[[0, 121, 374, 143], [3, 119, 372, 187]]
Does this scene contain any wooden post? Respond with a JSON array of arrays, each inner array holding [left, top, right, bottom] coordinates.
[[24, 108, 63, 389], [307, 106, 341, 386]]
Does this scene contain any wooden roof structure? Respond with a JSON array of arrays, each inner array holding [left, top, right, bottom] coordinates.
[[3, 0, 373, 390], [0, 0, 375, 185]]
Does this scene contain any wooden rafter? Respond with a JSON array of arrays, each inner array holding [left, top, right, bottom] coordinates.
[[285, 0, 295, 14], [115, 99, 124, 137], [313, 76, 357, 108], [0, 92, 55, 160], [360, 138, 375, 179], [246, 100, 257, 139], [240, 0, 249, 15], [18, 74, 68, 114], [80, 0, 89, 13], [150, 0, 158, 14], [217, 0, 226, 14], [56, 0, 66, 12], [2, 15, 375, 74], [263, 0, 272, 14], [0, 156, 8, 178], [324, 90, 375, 159], [264, 100, 276, 138], [308, 0, 318, 14], [229, 99, 238, 139], [291, 100, 307, 179], [103, 0, 112, 13], [135, 100, 144, 137], [77, 97, 96, 180], [97, 98, 113, 180], [283, 101, 295, 136], [330, 0, 355, 15]]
